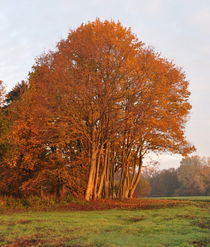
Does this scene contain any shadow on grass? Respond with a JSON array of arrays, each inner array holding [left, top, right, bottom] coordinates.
[[5, 236, 86, 247]]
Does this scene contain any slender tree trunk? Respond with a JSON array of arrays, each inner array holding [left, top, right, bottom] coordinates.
[[85, 140, 97, 200], [96, 144, 109, 199], [104, 145, 110, 199], [93, 147, 102, 200], [128, 155, 143, 198]]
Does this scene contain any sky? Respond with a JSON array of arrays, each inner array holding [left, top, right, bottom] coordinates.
[[1, 0, 210, 169]]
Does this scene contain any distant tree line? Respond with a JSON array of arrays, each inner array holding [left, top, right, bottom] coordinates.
[[149, 156, 210, 197]]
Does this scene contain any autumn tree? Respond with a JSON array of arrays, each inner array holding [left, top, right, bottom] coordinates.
[[176, 156, 210, 196], [7, 19, 194, 200], [0, 81, 34, 197], [0, 80, 8, 162]]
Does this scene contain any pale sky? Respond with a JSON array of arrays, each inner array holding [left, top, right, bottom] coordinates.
[[1, 0, 210, 169]]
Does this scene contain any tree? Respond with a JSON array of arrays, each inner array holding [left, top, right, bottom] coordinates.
[[0, 80, 9, 163], [0, 80, 5, 105], [134, 176, 151, 197], [176, 156, 210, 196], [149, 156, 210, 197], [7, 19, 194, 200], [5, 81, 28, 106], [150, 168, 179, 197]]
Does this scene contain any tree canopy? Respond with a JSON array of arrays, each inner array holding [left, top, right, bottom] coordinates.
[[0, 19, 194, 200]]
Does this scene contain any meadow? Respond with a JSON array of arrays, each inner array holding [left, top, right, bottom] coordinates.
[[0, 198, 210, 247], [151, 196, 210, 202]]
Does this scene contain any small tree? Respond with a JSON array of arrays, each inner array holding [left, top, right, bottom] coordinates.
[[176, 156, 209, 196]]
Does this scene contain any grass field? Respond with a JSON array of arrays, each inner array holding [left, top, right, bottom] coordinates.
[[0, 200, 210, 247], [150, 196, 210, 202]]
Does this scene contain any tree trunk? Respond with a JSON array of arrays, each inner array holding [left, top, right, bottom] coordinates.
[[85, 142, 97, 201], [128, 155, 143, 198]]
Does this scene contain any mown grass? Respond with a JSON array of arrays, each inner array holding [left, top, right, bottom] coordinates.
[[150, 196, 210, 202], [0, 202, 210, 247]]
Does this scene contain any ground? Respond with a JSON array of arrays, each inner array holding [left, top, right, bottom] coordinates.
[[0, 198, 210, 247]]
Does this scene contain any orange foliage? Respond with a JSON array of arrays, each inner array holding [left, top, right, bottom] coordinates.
[[2, 19, 194, 200]]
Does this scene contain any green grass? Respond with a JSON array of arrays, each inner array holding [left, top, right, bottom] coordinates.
[[0, 203, 210, 246], [150, 196, 210, 202]]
